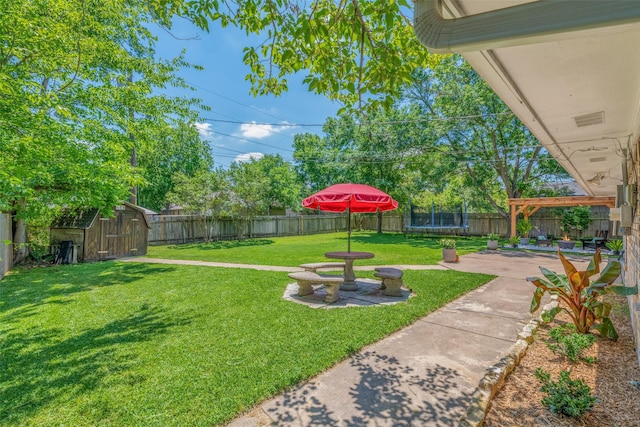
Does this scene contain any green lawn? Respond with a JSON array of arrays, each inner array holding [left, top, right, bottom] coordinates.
[[1, 261, 493, 426], [147, 231, 487, 266]]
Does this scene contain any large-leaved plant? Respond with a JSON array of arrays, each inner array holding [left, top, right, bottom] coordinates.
[[528, 249, 637, 340]]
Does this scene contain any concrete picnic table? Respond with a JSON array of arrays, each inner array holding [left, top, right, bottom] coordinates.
[[324, 251, 374, 290]]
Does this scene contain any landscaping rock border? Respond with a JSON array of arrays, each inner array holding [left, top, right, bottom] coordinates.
[[458, 299, 559, 427]]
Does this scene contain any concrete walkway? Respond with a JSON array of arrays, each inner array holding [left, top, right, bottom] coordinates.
[[124, 251, 589, 426]]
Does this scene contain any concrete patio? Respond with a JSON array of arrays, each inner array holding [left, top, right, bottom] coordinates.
[[227, 250, 592, 426]]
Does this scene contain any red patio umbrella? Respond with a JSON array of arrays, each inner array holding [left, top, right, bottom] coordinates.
[[302, 183, 399, 252]]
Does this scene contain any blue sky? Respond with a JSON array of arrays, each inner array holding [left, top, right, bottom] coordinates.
[[154, 20, 341, 169]]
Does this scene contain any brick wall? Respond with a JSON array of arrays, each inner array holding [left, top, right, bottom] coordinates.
[[625, 152, 640, 367]]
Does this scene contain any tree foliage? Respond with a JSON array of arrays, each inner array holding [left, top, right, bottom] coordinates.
[[294, 111, 416, 206], [0, 0, 211, 259], [248, 154, 302, 214], [2, 0, 443, 260], [167, 170, 226, 242], [158, 0, 441, 112], [168, 156, 301, 239], [224, 155, 301, 222], [293, 55, 571, 218], [560, 206, 592, 239], [137, 122, 213, 213], [404, 55, 569, 216]]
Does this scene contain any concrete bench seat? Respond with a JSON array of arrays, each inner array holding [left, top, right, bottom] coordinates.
[[374, 267, 404, 297], [288, 271, 344, 303], [299, 262, 346, 272]]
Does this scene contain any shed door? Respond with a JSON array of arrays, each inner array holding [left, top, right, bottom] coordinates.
[[98, 216, 118, 259], [97, 210, 139, 259]]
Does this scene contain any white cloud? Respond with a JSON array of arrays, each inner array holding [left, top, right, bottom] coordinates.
[[238, 121, 296, 139], [234, 152, 264, 163], [239, 122, 274, 139], [194, 122, 214, 140]]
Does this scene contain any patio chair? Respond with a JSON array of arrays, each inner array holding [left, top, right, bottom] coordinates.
[[580, 230, 609, 250], [532, 229, 553, 247]]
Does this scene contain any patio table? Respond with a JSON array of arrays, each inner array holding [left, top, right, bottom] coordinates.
[[324, 251, 374, 290]]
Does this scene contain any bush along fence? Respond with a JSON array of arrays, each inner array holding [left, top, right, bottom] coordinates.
[[147, 207, 612, 245]]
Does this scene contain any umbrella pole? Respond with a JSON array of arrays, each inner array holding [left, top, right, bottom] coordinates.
[[347, 207, 351, 253]]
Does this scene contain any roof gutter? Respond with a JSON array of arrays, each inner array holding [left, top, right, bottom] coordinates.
[[414, 0, 640, 54]]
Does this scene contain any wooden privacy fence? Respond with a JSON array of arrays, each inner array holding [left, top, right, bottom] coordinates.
[[148, 207, 612, 245], [465, 208, 611, 238], [148, 214, 349, 245]]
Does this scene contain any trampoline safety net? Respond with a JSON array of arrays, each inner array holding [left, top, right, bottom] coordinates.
[[405, 203, 469, 230]]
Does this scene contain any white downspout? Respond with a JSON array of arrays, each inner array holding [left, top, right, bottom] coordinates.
[[414, 0, 640, 54]]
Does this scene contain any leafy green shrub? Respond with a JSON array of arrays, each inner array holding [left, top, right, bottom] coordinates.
[[606, 239, 623, 253], [547, 324, 596, 364], [516, 218, 533, 237], [528, 249, 637, 340], [535, 368, 597, 417], [560, 206, 592, 239], [487, 233, 499, 240], [28, 244, 55, 263], [508, 235, 521, 246], [439, 238, 456, 249]]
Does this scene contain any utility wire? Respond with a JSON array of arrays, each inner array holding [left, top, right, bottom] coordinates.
[[212, 130, 295, 153], [200, 111, 514, 128], [188, 81, 323, 136]]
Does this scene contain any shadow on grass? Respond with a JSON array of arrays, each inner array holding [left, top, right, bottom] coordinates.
[[349, 232, 485, 251], [0, 262, 176, 319], [167, 239, 275, 251], [265, 350, 470, 425], [0, 304, 192, 425], [345, 232, 438, 248]]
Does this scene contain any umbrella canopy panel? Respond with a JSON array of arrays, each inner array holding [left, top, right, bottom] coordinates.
[[302, 183, 398, 213]]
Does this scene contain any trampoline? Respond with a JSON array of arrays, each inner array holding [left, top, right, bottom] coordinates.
[[404, 201, 469, 235]]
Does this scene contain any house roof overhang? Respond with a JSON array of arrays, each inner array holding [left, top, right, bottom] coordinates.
[[414, 0, 640, 197]]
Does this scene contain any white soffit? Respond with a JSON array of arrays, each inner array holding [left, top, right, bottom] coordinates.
[[430, 0, 640, 196]]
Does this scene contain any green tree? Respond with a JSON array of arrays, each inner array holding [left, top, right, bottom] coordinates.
[[560, 206, 592, 239], [404, 55, 569, 218], [252, 154, 302, 214], [293, 131, 347, 193], [171, 0, 441, 112], [294, 112, 415, 202], [293, 111, 418, 233], [137, 122, 213, 213], [166, 170, 227, 242], [0, 0, 207, 261], [225, 159, 271, 238], [2, 0, 443, 262]]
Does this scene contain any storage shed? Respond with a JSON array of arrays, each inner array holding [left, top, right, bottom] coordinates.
[[50, 202, 150, 261]]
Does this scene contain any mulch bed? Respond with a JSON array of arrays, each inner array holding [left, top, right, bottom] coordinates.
[[484, 295, 640, 427]]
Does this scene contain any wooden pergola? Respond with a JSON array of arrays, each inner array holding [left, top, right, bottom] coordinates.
[[508, 196, 616, 237]]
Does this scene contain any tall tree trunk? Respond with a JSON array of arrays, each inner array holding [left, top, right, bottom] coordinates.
[[129, 145, 137, 204], [13, 199, 28, 263], [122, 72, 137, 205]]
